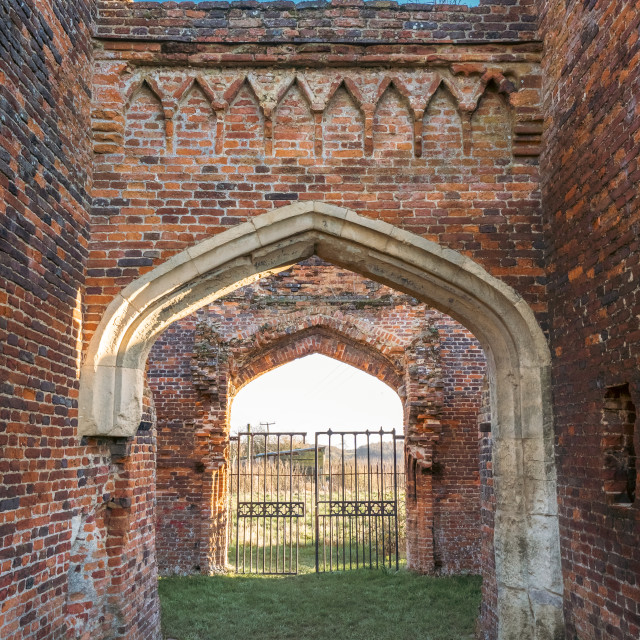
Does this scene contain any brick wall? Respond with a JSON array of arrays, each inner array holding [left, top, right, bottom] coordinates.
[[0, 2, 161, 638], [87, 42, 545, 343], [149, 316, 206, 574], [0, 1, 95, 637], [539, 1, 640, 638], [99, 388, 160, 640], [433, 318, 486, 574], [95, 0, 538, 44], [83, 8, 543, 636], [148, 260, 486, 577]]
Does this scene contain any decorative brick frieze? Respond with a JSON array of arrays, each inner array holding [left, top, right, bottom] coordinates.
[[92, 58, 542, 161]]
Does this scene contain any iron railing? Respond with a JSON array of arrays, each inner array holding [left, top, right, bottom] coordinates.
[[229, 430, 405, 575]]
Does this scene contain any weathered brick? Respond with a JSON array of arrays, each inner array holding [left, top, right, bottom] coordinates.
[[149, 260, 486, 577], [2, 1, 639, 639]]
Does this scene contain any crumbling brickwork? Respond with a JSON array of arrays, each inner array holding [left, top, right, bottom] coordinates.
[[2, 0, 639, 638], [148, 260, 485, 577], [539, 1, 640, 638]]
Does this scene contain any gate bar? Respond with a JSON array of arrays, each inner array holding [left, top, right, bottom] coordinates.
[[314, 431, 319, 573], [393, 429, 399, 571], [234, 431, 306, 575]]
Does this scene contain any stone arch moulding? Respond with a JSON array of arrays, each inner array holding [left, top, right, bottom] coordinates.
[[79, 201, 564, 640]]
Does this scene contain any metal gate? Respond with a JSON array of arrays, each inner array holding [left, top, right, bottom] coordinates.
[[229, 431, 310, 575], [314, 429, 402, 572], [229, 429, 404, 574]]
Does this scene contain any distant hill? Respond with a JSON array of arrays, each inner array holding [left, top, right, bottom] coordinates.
[[325, 440, 403, 464], [233, 432, 404, 465]]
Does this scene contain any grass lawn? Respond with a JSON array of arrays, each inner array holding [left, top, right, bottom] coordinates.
[[159, 568, 482, 640]]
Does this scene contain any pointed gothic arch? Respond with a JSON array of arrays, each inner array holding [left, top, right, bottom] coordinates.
[[227, 324, 406, 398], [79, 201, 563, 640]]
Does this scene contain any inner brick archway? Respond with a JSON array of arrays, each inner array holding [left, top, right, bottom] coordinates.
[[229, 325, 404, 395], [212, 327, 408, 573], [183, 315, 440, 574], [79, 202, 563, 640]]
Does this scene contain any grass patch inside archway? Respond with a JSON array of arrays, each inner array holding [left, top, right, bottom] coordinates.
[[159, 569, 481, 640]]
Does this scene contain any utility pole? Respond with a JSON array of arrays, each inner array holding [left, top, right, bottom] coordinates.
[[259, 421, 275, 434], [259, 421, 275, 454]]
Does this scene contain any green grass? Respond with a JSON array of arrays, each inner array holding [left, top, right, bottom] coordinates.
[[159, 569, 482, 640]]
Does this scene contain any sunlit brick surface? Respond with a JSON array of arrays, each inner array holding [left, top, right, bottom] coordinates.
[[539, 1, 640, 638], [1, 0, 638, 638]]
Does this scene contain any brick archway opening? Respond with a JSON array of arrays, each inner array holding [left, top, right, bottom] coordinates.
[[220, 322, 454, 576], [181, 319, 412, 573], [80, 202, 563, 640], [227, 345, 407, 570]]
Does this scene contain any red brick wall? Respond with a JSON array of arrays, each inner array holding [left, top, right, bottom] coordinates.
[[433, 317, 486, 575], [101, 387, 160, 640], [150, 315, 208, 574], [539, 1, 640, 638], [0, 2, 161, 638], [148, 261, 485, 577], [87, 36, 545, 343], [1, 1, 95, 637], [95, 0, 539, 44]]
